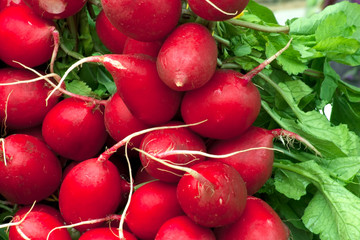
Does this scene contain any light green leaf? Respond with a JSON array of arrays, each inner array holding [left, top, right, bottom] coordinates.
[[65, 80, 93, 97], [245, 0, 278, 24], [289, 1, 360, 36], [265, 35, 308, 75], [275, 161, 360, 240], [300, 161, 360, 240], [275, 167, 311, 200], [317, 156, 360, 181]]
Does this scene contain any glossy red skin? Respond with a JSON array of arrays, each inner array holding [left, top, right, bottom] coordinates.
[[126, 181, 184, 240], [79, 227, 137, 240], [155, 215, 216, 240], [0, 134, 62, 205], [13, 204, 65, 228], [188, 0, 249, 21], [209, 126, 274, 195], [96, 10, 127, 54], [0, 0, 25, 11], [9, 205, 71, 240], [0, 68, 60, 130], [26, 0, 87, 19], [58, 158, 123, 232], [139, 121, 207, 183], [177, 161, 247, 228], [123, 37, 163, 58], [0, 5, 55, 68], [101, 0, 182, 41], [214, 196, 290, 240], [104, 93, 149, 148], [156, 23, 218, 91], [181, 69, 261, 140], [42, 98, 108, 161], [102, 54, 183, 126]]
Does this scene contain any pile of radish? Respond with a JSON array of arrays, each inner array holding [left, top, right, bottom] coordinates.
[[0, 0, 334, 239]]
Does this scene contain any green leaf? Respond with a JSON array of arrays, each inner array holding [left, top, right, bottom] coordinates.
[[317, 156, 360, 181], [79, 8, 94, 56], [65, 80, 93, 97], [320, 59, 340, 102], [96, 67, 117, 95], [289, 1, 360, 36], [265, 35, 308, 75], [275, 167, 311, 200], [275, 161, 360, 240], [313, 37, 360, 66], [245, 0, 278, 24], [331, 94, 360, 136]]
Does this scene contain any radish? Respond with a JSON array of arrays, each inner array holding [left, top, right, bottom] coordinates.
[[123, 37, 163, 58], [156, 22, 218, 91], [176, 161, 247, 228], [155, 215, 216, 240], [0, 0, 25, 11], [25, 0, 87, 19], [78, 227, 137, 240], [187, 0, 249, 21], [139, 121, 207, 183], [96, 10, 128, 54], [125, 181, 184, 240], [53, 54, 183, 126], [0, 4, 58, 68], [181, 40, 292, 139], [58, 158, 123, 232], [42, 97, 108, 161], [214, 196, 290, 240], [104, 93, 149, 149], [208, 126, 320, 195], [0, 68, 60, 131], [0, 134, 62, 205], [8, 204, 72, 240], [101, 0, 182, 41]]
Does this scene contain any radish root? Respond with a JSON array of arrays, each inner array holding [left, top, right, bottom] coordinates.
[[0, 138, 7, 166], [205, 0, 238, 16], [0, 201, 36, 231], [46, 214, 122, 240], [1, 90, 12, 137]]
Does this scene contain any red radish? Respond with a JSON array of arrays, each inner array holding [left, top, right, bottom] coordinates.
[[134, 167, 157, 185], [139, 121, 207, 183], [42, 97, 108, 161], [0, 134, 62, 205], [187, 0, 249, 21], [96, 10, 128, 54], [214, 196, 290, 240], [104, 93, 149, 149], [101, 0, 182, 41], [58, 158, 123, 232], [155, 215, 216, 240], [13, 204, 65, 224], [0, 68, 60, 130], [0, 5, 57, 68], [209, 126, 321, 195], [123, 37, 163, 58], [177, 161, 247, 228], [0, 0, 25, 11], [181, 68, 261, 139], [54, 54, 183, 126], [125, 181, 184, 240], [79, 227, 137, 240], [156, 22, 218, 91], [8, 204, 72, 240], [181, 40, 292, 139], [25, 0, 87, 19]]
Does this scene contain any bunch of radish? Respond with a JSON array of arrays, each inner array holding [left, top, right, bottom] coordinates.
[[0, 0, 319, 239]]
